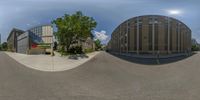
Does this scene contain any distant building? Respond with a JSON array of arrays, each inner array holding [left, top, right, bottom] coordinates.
[[191, 38, 198, 46], [81, 37, 95, 51], [69, 37, 95, 51], [17, 25, 53, 54], [7, 28, 25, 52], [106, 41, 111, 51]]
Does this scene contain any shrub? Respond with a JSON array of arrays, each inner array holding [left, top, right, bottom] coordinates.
[[68, 45, 83, 54], [84, 48, 94, 53]]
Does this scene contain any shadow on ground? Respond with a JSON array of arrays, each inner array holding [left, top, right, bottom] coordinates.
[[108, 52, 197, 65], [68, 54, 89, 60]]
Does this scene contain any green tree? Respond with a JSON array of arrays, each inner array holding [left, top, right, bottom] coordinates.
[[192, 45, 200, 51], [94, 39, 102, 50], [1, 42, 8, 51], [0, 44, 2, 51], [52, 11, 97, 55]]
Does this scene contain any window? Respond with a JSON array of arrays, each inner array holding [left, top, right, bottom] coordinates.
[[128, 22, 130, 27], [128, 28, 130, 51], [149, 17, 153, 21], [165, 22, 168, 50], [148, 24, 152, 50], [134, 25, 137, 50], [139, 24, 142, 51], [154, 23, 158, 50], [176, 27, 178, 51], [125, 36, 127, 44], [180, 26, 182, 51], [170, 23, 173, 51]]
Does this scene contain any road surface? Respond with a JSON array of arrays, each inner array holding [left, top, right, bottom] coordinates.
[[0, 51, 200, 100]]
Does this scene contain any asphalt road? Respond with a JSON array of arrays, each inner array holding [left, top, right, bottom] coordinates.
[[0, 51, 200, 100]]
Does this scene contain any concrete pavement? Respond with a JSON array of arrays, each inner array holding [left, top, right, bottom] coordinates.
[[5, 51, 100, 72], [0, 51, 200, 100]]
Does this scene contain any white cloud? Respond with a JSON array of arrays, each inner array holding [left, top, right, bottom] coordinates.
[[93, 30, 109, 42]]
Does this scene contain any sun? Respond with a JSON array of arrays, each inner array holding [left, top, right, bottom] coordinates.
[[167, 9, 182, 15]]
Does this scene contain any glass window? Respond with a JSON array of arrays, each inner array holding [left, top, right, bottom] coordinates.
[[155, 24, 158, 50], [139, 24, 142, 51], [148, 24, 152, 50], [134, 25, 137, 50], [165, 23, 168, 50]]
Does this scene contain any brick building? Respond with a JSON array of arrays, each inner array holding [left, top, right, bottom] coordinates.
[[108, 15, 191, 55]]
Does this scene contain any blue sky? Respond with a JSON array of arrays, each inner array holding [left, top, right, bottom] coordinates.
[[0, 0, 199, 44]]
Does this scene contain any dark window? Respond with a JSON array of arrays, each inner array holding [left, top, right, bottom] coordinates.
[[170, 24, 173, 51], [180, 27, 182, 52], [149, 17, 153, 21], [165, 23, 168, 50], [154, 17, 158, 21], [125, 36, 127, 44], [128, 28, 130, 51], [128, 22, 130, 27], [148, 24, 152, 50], [139, 24, 142, 51], [134, 25, 137, 50], [155, 24, 158, 51], [134, 20, 137, 23], [176, 27, 178, 51], [121, 37, 123, 46], [124, 27, 127, 33]]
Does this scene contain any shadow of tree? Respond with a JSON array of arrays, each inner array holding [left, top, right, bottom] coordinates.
[[108, 52, 197, 65], [68, 54, 89, 60]]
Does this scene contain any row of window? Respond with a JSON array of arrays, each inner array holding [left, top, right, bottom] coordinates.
[[112, 22, 190, 52], [29, 26, 53, 37], [42, 37, 52, 43]]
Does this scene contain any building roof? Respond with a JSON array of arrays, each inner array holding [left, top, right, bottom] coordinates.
[[27, 24, 53, 31], [7, 28, 25, 41], [114, 15, 191, 33]]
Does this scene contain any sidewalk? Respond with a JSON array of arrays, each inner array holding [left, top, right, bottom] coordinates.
[[5, 51, 100, 72]]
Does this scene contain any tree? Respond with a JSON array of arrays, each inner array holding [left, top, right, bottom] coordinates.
[[192, 45, 200, 51], [53, 42, 58, 50], [94, 39, 102, 50], [0, 44, 2, 51], [52, 11, 97, 55], [1, 42, 8, 51]]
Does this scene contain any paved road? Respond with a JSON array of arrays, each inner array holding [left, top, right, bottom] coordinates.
[[0, 51, 200, 100]]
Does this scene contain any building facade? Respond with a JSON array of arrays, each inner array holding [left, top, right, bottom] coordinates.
[[109, 15, 191, 55], [17, 25, 53, 54], [80, 37, 95, 51], [29, 25, 53, 44], [7, 28, 25, 52]]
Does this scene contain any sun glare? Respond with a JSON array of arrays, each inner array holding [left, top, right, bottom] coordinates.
[[168, 10, 182, 15]]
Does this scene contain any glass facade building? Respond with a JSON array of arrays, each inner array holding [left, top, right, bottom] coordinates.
[[29, 25, 53, 44], [17, 25, 53, 54]]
